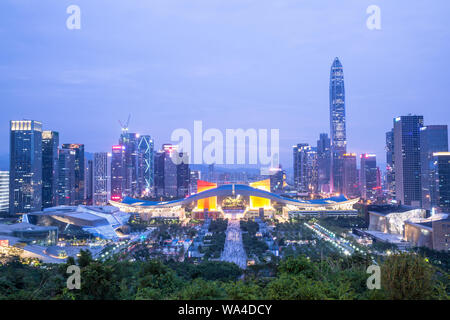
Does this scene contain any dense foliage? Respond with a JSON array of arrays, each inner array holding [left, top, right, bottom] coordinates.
[[0, 250, 448, 300]]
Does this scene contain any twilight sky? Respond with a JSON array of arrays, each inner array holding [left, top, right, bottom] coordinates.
[[1, 0, 449, 170]]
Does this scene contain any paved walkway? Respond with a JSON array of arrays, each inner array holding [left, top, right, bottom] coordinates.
[[220, 217, 247, 269]]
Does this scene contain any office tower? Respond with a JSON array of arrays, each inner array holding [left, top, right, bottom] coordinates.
[[93, 152, 111, 205], [9, 120, 43, 215], [0, 171, 9, 215], [360, 154, 378, 201], [61, 144, 85, 205], [293, 144, 318, 193], [429, 152, 450, 212], [317, 133, 331, 193], [393, 115, 424, 206], [119, 132, 139, 197], [208, 164, 215, 183], [329, 57, 347, 194], [137, 135, 154, 196], [154, 144, 190, 198], [420, 125, 448, 210], [86, 159, 93, 205], [111, 145, 126, 201], [177, 153, 190, 198], [190, 170, 201, 194], [42, 131, 59, 208], [385, 129, 395, 199], [57, 148, 76, 205], [342, 153, 358, 198]]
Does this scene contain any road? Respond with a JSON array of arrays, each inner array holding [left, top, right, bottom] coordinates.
[[220, 217, 247, 269]]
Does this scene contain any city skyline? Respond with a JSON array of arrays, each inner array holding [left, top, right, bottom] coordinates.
[[1, 1, 450, 168]]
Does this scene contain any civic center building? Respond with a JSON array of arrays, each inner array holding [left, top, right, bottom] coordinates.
[[110, 179, 359, 221]]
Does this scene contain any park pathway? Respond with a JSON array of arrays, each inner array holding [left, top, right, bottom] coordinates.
[[220, 215, 247, 269]]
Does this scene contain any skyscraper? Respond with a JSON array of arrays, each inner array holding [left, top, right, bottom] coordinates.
[[317, 133, 331, 193], [42, 131, 59, 208], [293, 144, 318, 193], [393, 115, 424, 206], [119, 132, 139, 197], [154, 144, 189, 198], [111, 145, 125, 201], [57, 148, 76, 205], [61, 144, 85, 205], [429, 152, 450, 213], [9, 120, 43, 215], [137, 135, 154, 196], [385, 129, 395, 199], [86, 159, 93, 205], [342, 153, 358, 198], [93, 152, 111, 206], [0, 171, 9, 215], [360, 154, 378, 201], [420, 125, 448, 210], [329, 58, 347, 194]]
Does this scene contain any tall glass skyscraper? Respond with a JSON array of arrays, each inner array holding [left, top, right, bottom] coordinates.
[[317, 133, 331, 193], [385, 129, 395, 199], [137, 135, 154, 196], [9, 120, 43, 215], [393, 115, 424, 206], [61, 144, 85, 205], [420, 125, 448, 209], [360, 154, 378, 201], [119, 132, 139, 197], [93, 152, 110, 205], [342, 153, 358, 198], [111, 145, 126, 201], [329, 58, 347, 194], [429, 152, 450, 213], [42, 131, 59, 208], [57, 148, 76, 205], [293, 144, 318, 194]]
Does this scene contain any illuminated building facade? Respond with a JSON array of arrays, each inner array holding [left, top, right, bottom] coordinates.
[[9, 120, 43, 215], [317, 133, 331, 193], [428, 152, 450, 212], [119, 133, 139, 197], [57, 148, 76, 205], [342, 153, 359, 198], [329, 58, 347, 194], [385, 129, 395, 199], [249, 179, 271, 209], [0, 171, 9, 215], [360, 154, 378, 201], [111, 145, 125, 201], [293, 144, 318, 193], [93, 152, 110, 206], [42, 131, 59, 208], [393, 115, 424, 206], [420, 125, 448, 210], [61, 144, 85, 205], [137, 135, 154, 196]]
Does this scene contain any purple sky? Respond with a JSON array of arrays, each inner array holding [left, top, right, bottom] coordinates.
[[1, 0, 449, 169]]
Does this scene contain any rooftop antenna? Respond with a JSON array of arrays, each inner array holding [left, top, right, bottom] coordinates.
[[118, 114, 131, 135]]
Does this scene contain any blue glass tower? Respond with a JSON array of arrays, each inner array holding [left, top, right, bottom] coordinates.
[[329, 58, 347, 193]]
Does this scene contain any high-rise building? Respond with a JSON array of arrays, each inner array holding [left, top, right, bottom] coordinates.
[[360, 154, 378, 201], [0, 171, 9, 215], [137, 135, 154, 196], [61, 144, 85, 205], [93, 152, 111, 206], [111, 145, 126, 201], [154, 144, 189, 198], [268, 166, 286, 193], [42, 131, 59, 208], [9, 120, 43, 215], [429, 152, 450, 212], [385, 129, 395, 199], [119, 132, 139, 197], [342, 153, 358, 198], [329, 58, 347, 194], [293, 144, 318, 193], [86, 159, 93, 205], [420, 125, 448, 210], [57, 148, 76, 205], [189, 170, 201, 194], [393, 115, 424, 206], [317, 133, 331, 193]]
